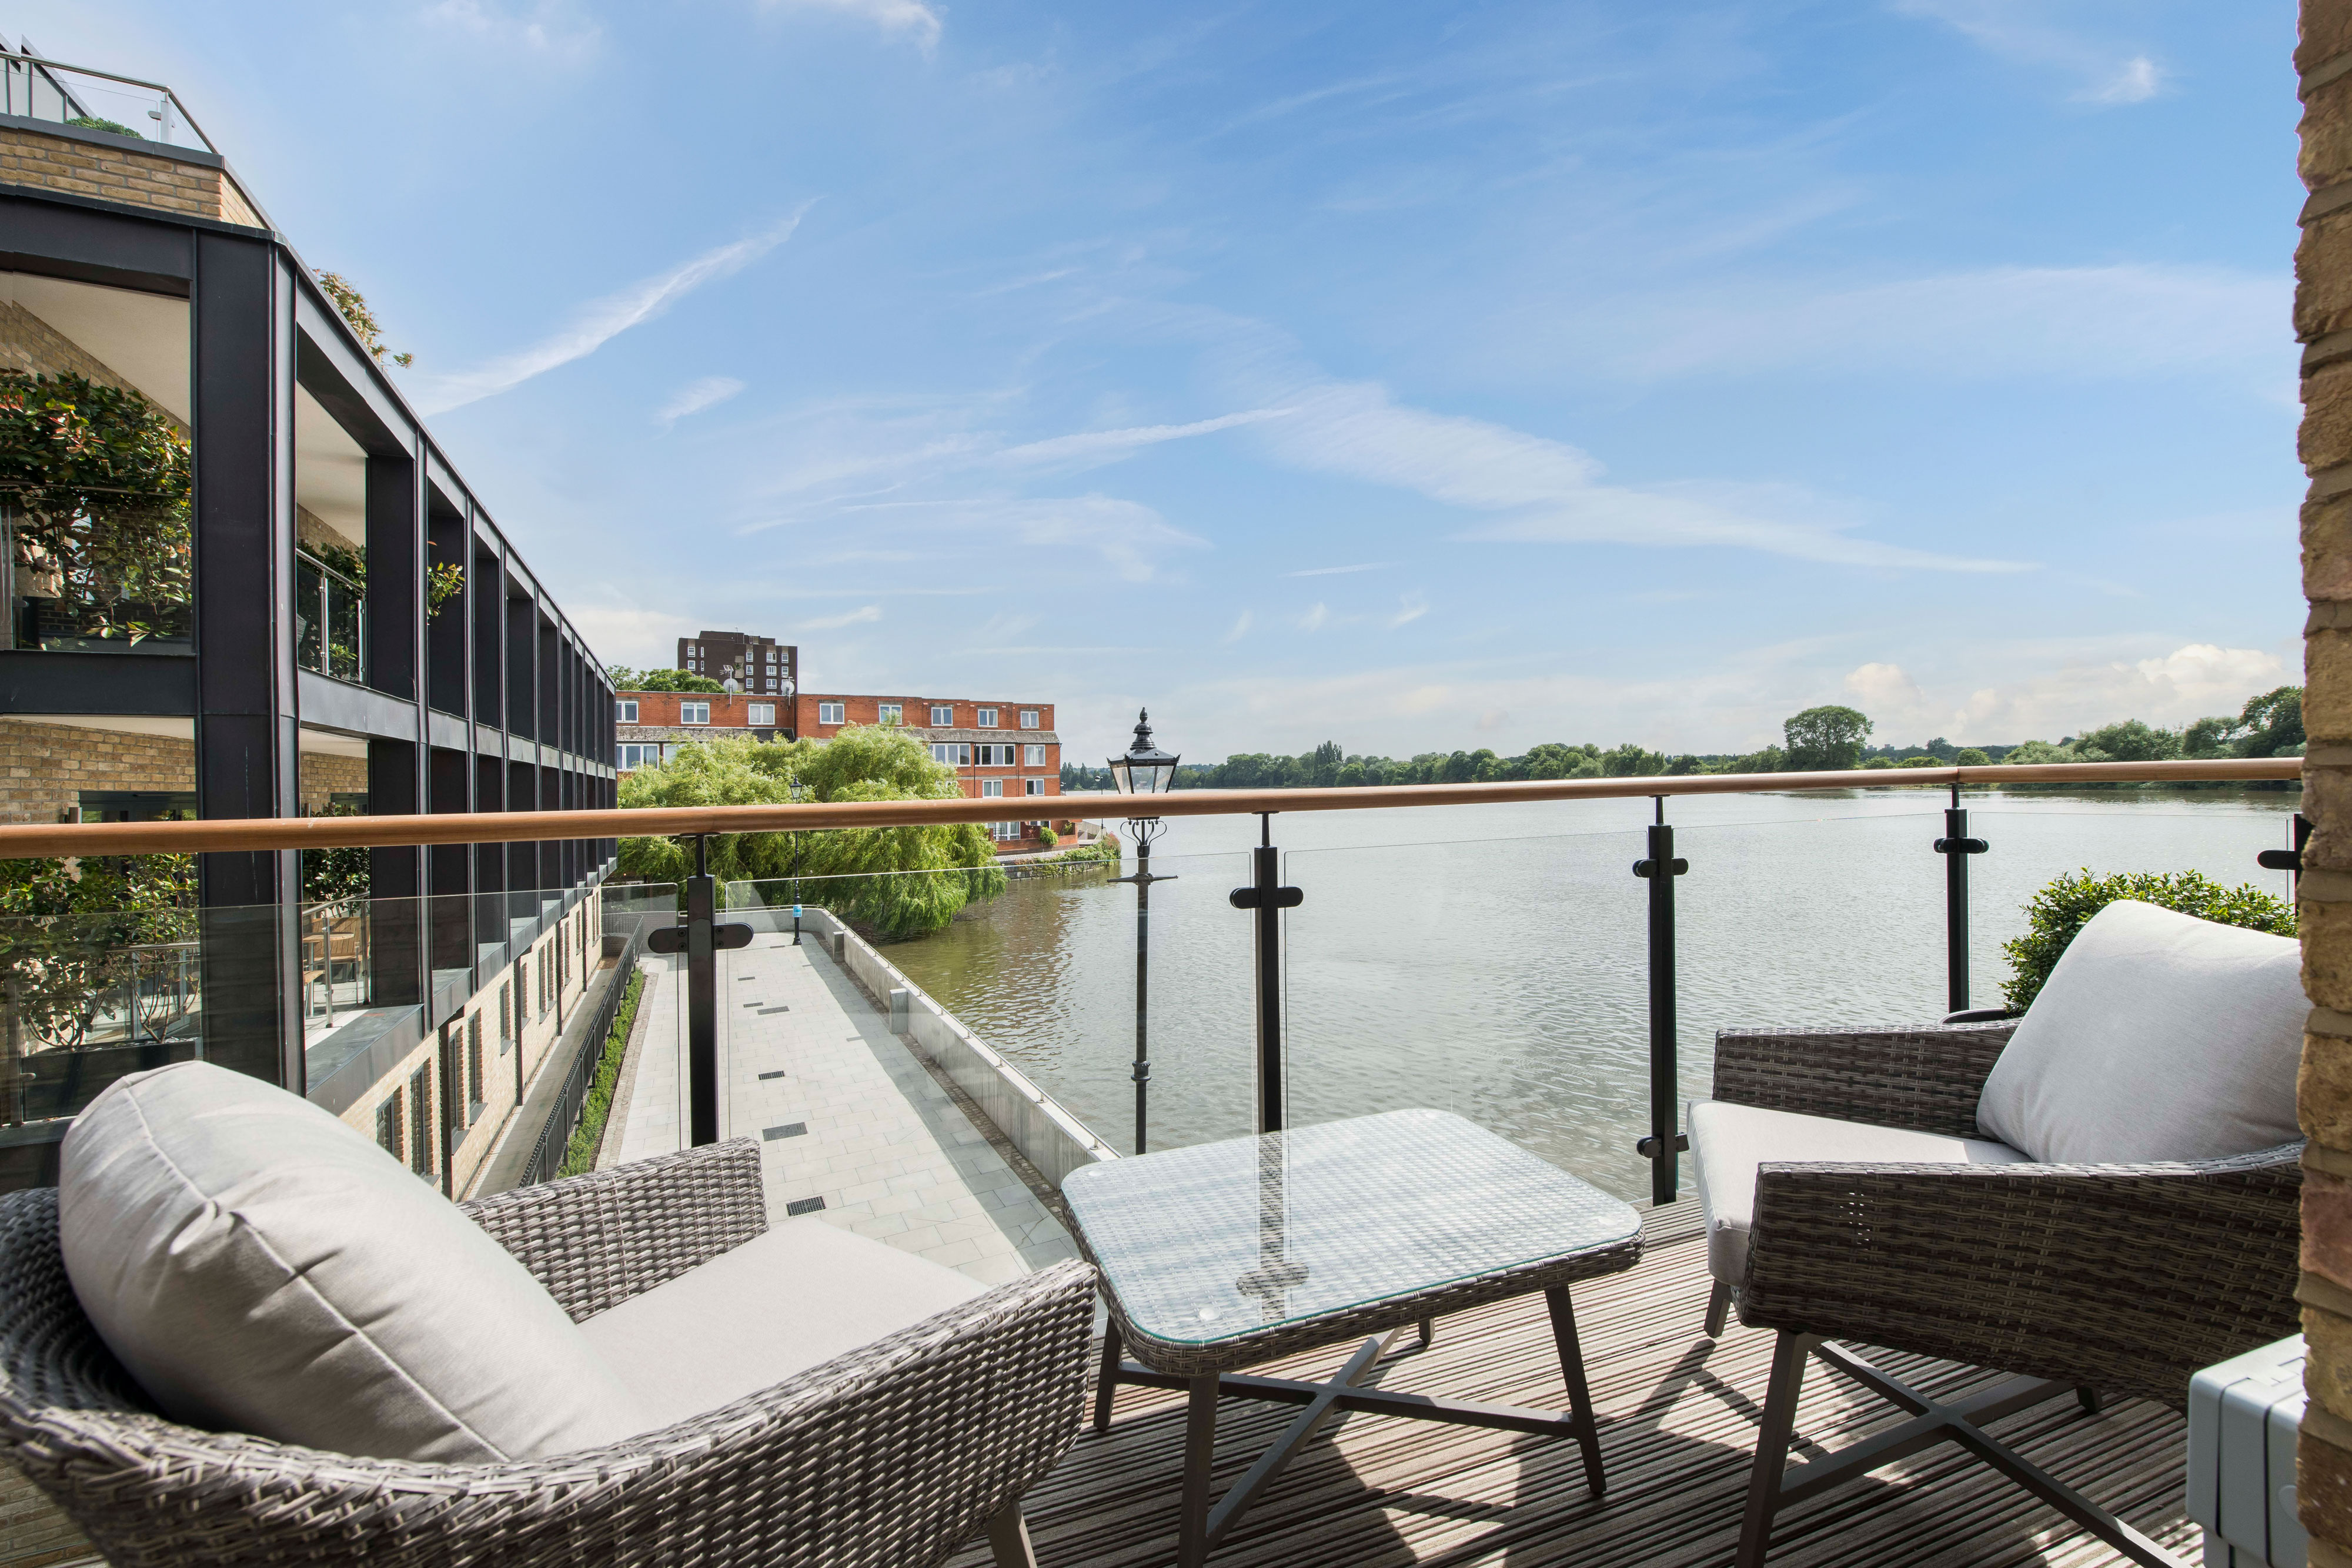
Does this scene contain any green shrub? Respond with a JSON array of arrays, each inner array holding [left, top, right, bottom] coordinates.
[[556, 965, 644, 1178], [2001, 870, 2297, 1013], [1035, 825, 1058, 848]]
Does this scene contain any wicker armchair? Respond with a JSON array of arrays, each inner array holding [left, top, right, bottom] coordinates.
[[1708, 1022, 2301, 1568], [0, 1139, 1099, 1568]]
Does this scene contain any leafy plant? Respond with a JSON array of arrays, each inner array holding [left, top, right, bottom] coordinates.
[[617, 726, 1005, 940], [557, 965, 643, 1178], [2000, 869, 2297, 1013], [0, 851, 196, 1054], [65, 115, 141, 138], [1, 370, 192, 645], [1035, 825, 1058, 849], [301, 801, 371, 911], [610, 667, 725, 694], [427, 556, 464, 619], [315, 273, 413, 367]]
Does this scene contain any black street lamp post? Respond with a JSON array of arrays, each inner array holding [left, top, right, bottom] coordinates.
[[1108, 709, 1180, 1154]]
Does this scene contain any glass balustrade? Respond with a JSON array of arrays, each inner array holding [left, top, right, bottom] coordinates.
[[294, 550, 364, 682]]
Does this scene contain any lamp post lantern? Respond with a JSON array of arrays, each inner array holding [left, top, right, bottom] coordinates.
[[1110, 709, 1179, 1153]]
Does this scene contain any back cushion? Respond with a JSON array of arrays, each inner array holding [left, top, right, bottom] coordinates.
[[59, 1062, 644, 1463], [1976, 900, 2304, 1164]]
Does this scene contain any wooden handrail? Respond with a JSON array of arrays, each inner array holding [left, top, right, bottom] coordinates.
[[0, 756, 2300, 860]]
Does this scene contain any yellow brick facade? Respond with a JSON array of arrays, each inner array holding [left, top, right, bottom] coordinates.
[[0, 721, 370, 825], [0, 125, 260, 226]]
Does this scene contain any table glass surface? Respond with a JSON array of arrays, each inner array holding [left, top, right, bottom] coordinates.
[[1061, 1108, 1641, 1348]]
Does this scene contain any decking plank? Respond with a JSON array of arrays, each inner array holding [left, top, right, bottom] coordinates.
[[950, 1221, 2198, 1568]]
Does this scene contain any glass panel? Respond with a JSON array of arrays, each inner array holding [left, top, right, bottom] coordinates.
[[1063, 1108, 1639, 1348], [0, 53, 213, 152], [5, 270, 194, 656]]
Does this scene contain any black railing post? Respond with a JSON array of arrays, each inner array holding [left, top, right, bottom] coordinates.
[[1229, 813, 1302, 1135], [686, 834, 717, 1146], [1934, 787, 1990, 1016], [2259, 813, 2313, 898], [1632, 798, 1688, 1206]]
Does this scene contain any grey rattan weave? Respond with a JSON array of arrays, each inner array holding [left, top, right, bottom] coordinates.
[[0, 1138, 1098, 1567], [1713, 1024, 2302, 1568], [1716, 1023, 2303, 1403]]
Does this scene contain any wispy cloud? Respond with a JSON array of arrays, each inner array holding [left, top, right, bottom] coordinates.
[[1286, 561, 1389, 578], [1892, 0, 2166, 106], [657, 375, 746, 426], [765, 0, 941, 51], [1222, 611, 1252, 643], [410, 208, 810, 413], [996, 408, 1290, 468], [423, 0, 600, 62], [1387, 593, 1428, 629], [1237, 376, 2026, 573], [800, 604, 883, 631], [1298, 603, 1329, 631]]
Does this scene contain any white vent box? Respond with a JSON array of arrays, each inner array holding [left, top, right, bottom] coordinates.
[[2189, 1334, 2307, 1568]]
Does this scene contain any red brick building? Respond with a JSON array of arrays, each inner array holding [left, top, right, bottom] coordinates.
[[616, 687, 1064, 846], [798, 694, 1061, 843]]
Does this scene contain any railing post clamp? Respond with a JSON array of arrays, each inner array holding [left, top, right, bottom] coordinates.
[[1632, 800, 1688, 1206], [1229, 814, 1302, 1134]]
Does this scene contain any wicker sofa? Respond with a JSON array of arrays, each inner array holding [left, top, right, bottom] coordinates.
[[0, 1139, 1099, 1568], [1705, 1019, 2301, 1568]]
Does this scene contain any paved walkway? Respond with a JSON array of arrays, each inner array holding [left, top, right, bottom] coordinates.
[[613, 935, 1077, 1286]]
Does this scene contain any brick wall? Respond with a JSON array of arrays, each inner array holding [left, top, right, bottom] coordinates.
[[2303, 2, 2352, 1559], [0, 720, 193, 824], [297, 752, 369, 815], [0, 125, 260, 226]]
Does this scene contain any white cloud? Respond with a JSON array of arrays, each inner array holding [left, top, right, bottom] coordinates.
[[2082, 56, 2162, 106], [841, 494, 1206, 582], [1616, 266, 2282, 382], [1950, 643, 2290, 741], [765, 0, 941, 50], [657, 376, 746, 426], [1843, 661, 1934, 733], [1287, 561, 1389, 577], [410, 210, 809, 413], [800, 604, 883, 631], [1387, 593, 1429, 629], [1892, 0, 2167, 107], [1222, 611, 1252, 644], [423, 0, 600, 61], [1298, 603, 1329, 631], [995, 408, 1289, 469], [1198, 364, 2025, 572]]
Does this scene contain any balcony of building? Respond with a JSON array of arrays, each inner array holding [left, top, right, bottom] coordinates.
[[0, 760, 2306, 1567]]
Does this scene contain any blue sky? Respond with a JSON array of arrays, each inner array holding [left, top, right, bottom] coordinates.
[[25, 1, 2308, 763]]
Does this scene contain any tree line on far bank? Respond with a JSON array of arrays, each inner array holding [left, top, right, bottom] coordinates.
[[1057, 686, 2304, 792]]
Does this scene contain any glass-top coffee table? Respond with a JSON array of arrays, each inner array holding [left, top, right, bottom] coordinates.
[[1061, 1108, 1643, 1566]]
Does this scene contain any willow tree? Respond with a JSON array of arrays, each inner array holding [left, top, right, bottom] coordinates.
[[617, 726, 1005, 940], [0, 370, 192, 644]]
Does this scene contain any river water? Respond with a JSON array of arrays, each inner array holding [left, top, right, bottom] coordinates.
[[877, 788, 2300, 1203]]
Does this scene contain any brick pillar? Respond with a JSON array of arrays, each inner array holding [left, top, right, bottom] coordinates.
[[2305, 2, 2352, 1558]]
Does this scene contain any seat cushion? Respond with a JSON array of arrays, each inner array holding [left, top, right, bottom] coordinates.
[[1976, 899, 2304, 1165], [579, 1215, 986, 1432], [1689, 1099, 2030, 1287], [59, 1062, 644, 1464]]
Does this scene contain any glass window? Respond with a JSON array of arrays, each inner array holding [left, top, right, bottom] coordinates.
[[408, 1064, 433, 1179], [376, 1092, 402, 1159], [1019, 710, 1039, 728], [616, 700, 638, 722], [1025, 744, 1046, 766], [877, 704, 902, 726], [930, 704, 954, 726], [748, 703, 774, 726], [983, 778, 1003, 798], [1025, 778, 1044, 795], [818, 701, 844, 724], [466, 1013, 484, 1111], [977, 708, 998, 728], [680, 702, 710, 725]]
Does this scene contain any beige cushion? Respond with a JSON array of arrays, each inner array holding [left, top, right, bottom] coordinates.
[[59, 1061, 644, 1463], [1975, 900, 2304, 1164], [580, 1215, 985, 1432], [1688, 1099, 2029, 1287]]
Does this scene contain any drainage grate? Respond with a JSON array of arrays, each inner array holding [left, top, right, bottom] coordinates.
[[757, 1005, 791, 1015], [758, 1069, 788, 1081], [784, 1196, 826, 1216], [764, 1123, 808, 1140]]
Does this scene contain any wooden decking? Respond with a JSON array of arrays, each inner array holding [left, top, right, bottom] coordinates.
[[956, 1211, 2200, 1568]]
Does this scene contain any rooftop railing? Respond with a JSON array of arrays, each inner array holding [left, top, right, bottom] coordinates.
[[0, 755, 2301, 1203], [0, 48, 217, 155]]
